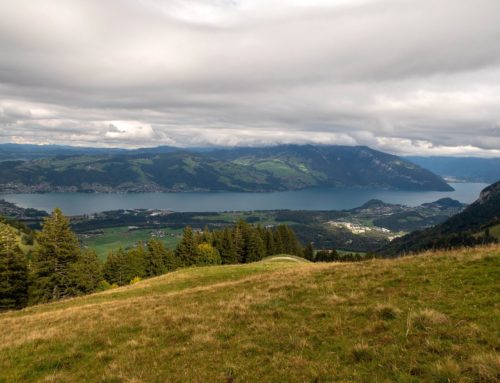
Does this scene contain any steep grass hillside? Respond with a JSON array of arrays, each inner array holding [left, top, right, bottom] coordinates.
[[1, 247, 499, 382]]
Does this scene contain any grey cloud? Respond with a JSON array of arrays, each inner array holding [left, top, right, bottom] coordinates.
[[0, 0, 499, 156]]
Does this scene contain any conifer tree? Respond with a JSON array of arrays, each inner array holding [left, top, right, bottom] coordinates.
[[276, 225, 302, 256], [200, 225, 212, 244], [273, 228, 285, 254], [124, 244, 147, 281], [162, 248, 179, 271], [303, 242, 314, 261], [264, 229, 276, 256], [30, 208, 81, 303], [0, 223, 29, 311], [216, 228, 238, 264], [67, 249, 103, 295], [232, 225, 243, 262], [103, 246, 146, 286], [245, 229, 265, 263], [103, 248, 124, 285], [145, 239, 167, 277], [315, 249, 338, 262], [175, 226, 197, 266], [287, 226, 303, 256], [237, 220, 253, 262]]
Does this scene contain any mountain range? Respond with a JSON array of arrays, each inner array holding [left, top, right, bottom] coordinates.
[[0, 144, 452, 193], [406, 156, 500, 183]]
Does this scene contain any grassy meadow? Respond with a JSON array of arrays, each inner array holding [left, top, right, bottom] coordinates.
[[0, 246, 499, 382], [80, 226, 183, 260]]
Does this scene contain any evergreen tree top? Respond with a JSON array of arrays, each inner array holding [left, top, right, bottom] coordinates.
[[0, 223, 19, 253]]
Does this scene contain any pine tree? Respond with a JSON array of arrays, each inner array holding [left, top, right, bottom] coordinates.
[[103, 246, 146, 286], [30, 208, 81, 303], [245, 229, 265, 263], [303, 242, 314, 261], [287, 226, 303, 256], [175, 226, 197, 266], [217, 228, 238, 264], [239, 220, 257, 263], [275, 225, 302, 256], [0, 223, 29, 311], [264, 229, 276, 256], [67, 249, 103, 295], [145, 239, 167, 277], [103, 248, 124, 285], [162, 248, 179, 271], [200, 225, 212, 243], [124, 244, 147, 282]]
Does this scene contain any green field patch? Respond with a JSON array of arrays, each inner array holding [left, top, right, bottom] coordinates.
[[80, 226, 182, 259], [254, 160, 303, 177]]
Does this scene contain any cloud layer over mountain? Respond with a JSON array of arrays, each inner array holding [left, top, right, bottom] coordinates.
[[1, 0, 499, 155]]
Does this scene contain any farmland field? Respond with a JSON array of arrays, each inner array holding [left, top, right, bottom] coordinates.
[[80, 226, 183, 259]]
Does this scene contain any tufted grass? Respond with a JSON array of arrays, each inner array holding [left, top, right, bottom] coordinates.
[[0, 245, 499, 382]]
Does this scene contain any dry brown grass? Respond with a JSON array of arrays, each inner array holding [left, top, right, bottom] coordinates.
[[467, 353, 500, 382], [410, 308, 449, 329], [432, 358, 462, 382], [0, 245, 499, 382]]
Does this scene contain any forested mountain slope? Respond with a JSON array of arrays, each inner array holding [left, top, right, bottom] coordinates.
[[0, 145, 452, 192], [381, 181, 500, 255]]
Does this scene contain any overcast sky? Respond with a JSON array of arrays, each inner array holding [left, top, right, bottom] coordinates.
[[0, 0, 499, 156]]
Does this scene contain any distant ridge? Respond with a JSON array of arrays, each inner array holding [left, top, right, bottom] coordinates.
[[0, 144, 452, 193], [406, 156, 500, 183]]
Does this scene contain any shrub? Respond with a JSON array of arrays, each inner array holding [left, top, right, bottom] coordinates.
[[130, 276, 142, 285], [196, 243, 222, 266], [96, 280, 112, 291]]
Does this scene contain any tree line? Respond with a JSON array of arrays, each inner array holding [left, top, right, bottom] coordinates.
[[0, 209, 304, 312], [104, 220, 304, 285], [305, 246, 375, 263]]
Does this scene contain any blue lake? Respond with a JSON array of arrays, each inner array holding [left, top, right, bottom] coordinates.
[[0, 183, 487, 216]]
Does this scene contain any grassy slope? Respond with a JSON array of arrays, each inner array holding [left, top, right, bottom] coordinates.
[[1, 247, 499, 382]]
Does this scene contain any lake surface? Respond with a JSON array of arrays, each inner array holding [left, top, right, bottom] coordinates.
[[0, 183, 487, 216]]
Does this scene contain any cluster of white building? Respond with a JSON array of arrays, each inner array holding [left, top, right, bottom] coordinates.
[[328, 221, 391, 235]]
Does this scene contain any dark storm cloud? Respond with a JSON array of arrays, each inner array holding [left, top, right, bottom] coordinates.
[[0, 0, 499, 155]]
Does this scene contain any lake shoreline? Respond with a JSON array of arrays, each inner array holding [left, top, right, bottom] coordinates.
[[0, 183, 487, 216]]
